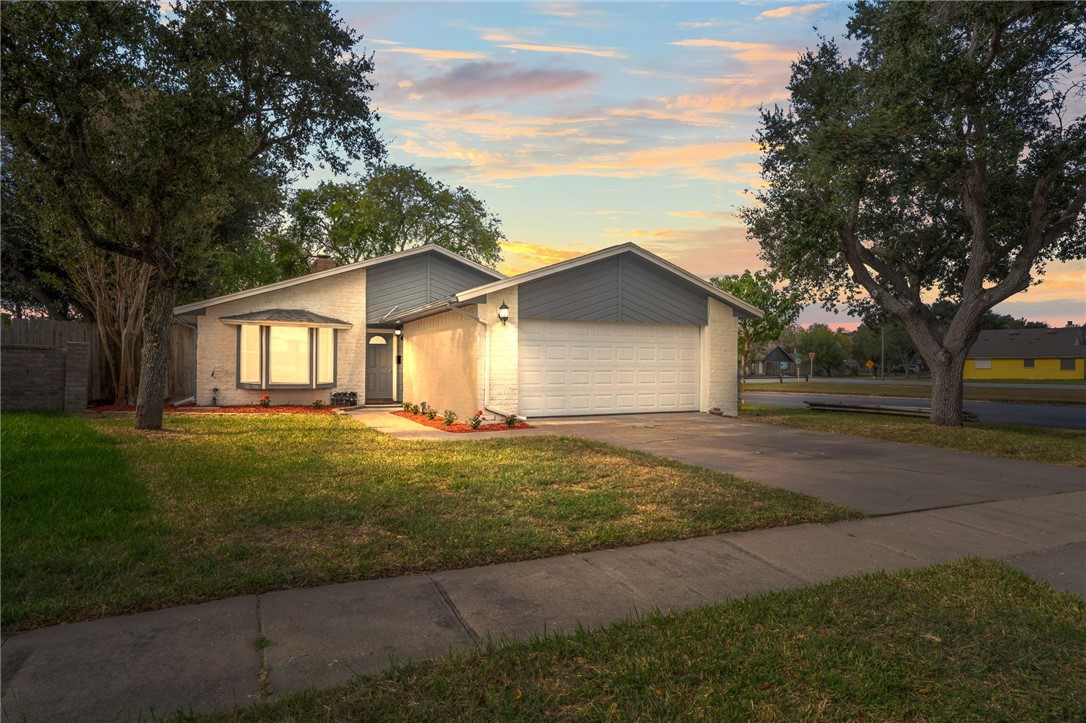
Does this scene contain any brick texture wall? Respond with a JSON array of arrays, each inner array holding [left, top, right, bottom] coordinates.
[[1, 342, 89, 412], [195, 269, 367, 406], [402, 307, 482, 420], [478, 290, 519, 416], [701, 298, 739, 416]]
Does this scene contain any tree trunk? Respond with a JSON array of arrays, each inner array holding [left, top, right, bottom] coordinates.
[[134, 269, 180, 430], [927, 350, 968, 426]]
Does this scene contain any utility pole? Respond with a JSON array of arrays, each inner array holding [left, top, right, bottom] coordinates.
[[880, 325, 885, 381]]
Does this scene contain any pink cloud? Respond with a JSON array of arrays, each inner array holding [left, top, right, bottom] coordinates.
[[758, 4, 829, 20], [415, 62, 597, 100]]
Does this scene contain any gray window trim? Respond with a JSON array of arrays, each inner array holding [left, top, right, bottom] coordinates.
[[1060, 357, 1076, 371], [236, 325, 338, 390], [1023, 358, 1035, 368]]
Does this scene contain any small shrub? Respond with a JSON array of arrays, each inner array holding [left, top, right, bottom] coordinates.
[[505, 414, 518, 428], [411, 403, 421, 415], [312, 399, 324, 409], [443, 409, 457, 426], [426, 409, 438, 420], [402, 401, 412, 411], [468, 410, 483, 430], [258, 395, 271, 408]]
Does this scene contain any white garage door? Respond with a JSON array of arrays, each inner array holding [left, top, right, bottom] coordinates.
[[519, 320, 700, 417]]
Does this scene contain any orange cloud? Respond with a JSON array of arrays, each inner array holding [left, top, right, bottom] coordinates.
[[603, 225, 763, 277], [758, 3, 829, 20], [669, 39, 799, 63], [385, 47, 486, 61], [499, 241, 590, 275], [666, 210, 743, 224]]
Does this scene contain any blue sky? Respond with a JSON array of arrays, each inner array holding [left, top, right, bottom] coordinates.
[[325, 1, 1084, 328]]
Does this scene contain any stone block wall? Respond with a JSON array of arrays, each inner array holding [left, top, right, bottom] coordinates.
[[701, 298, 740, 416]]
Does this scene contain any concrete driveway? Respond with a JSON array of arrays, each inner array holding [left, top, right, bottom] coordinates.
[[529, 413, 1085, 516]]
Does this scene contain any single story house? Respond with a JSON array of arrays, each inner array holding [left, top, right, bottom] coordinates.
[[964, 326, 1085, 380], [173, 243, 762, 418]]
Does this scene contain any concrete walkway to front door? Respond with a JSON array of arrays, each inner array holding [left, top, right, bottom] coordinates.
[[2, 412, 1082, 721]]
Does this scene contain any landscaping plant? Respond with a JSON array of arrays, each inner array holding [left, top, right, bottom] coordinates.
[[258, 395, 270, 408], [468, 410, 484, 430], [442, 409, 457, 426]]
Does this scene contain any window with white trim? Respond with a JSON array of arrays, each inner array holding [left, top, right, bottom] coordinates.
[[974, 358, 992, 369], [236, 325, 337, 389]]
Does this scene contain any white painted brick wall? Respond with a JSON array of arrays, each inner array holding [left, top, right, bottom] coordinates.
[[701, 298, 739, 416], [478, 289, 519, 416], [402, 307, 482, 419], [195, 269, 367, 407]]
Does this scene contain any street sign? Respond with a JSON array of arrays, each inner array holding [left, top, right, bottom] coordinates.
[[865, 360, 875, 369], [808, 352, 816, 360], [794, 355, 801, 364]]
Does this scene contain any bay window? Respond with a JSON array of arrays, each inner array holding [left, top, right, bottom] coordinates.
[[236, 325, 338, 389]]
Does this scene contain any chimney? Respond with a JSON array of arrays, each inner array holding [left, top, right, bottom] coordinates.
[[1067, 321, 1075, 327], [312, 255, 336, 273]]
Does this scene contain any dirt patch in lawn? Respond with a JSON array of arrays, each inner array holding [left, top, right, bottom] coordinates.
[[94, 404, 339, 414], [393, 410, 532, 433]]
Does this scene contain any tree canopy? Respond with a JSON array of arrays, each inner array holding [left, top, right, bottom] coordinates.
[[743, 1, 1085, 424], [289, 165, 504, 268], [710, 270, 802, 381], [1, 0, 384, 428]]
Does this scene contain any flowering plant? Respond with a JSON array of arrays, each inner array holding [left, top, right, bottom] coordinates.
[[443, 409, 457, 426], [468, 410, 484, 429], [402, 401, 412, 411], [411, 403, 421, 415], [505, 414, 518, 428], [258, 395, 270, 408], [312, 399, 324, 409], [426, 409, 438, 420]]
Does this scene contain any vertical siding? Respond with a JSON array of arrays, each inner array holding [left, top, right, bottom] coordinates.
[[519, 253, 709, 325], [366, 251, 501, 323]]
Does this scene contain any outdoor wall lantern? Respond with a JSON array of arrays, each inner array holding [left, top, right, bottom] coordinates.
[[498, 301, 510, 325], [394, 327, 403, 338]]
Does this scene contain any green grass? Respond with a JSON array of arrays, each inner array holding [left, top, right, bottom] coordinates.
[[743, 406, 1086, 466], [1, 413, 858, 631], [189, 559, 1086, 721], [744, 381, 1086, 405]]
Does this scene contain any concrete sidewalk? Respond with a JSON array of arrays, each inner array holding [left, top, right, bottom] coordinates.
[[3, 413, 1084, 721]]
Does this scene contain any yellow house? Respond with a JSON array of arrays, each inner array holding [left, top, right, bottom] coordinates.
[[964, 326, 1086, 380]]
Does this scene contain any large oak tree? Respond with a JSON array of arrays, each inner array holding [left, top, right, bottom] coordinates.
[[2, 1, 383, 428], [744, 1, 1085, 425]]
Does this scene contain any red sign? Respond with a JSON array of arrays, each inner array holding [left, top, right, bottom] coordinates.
[[808, 352, 816, 360]]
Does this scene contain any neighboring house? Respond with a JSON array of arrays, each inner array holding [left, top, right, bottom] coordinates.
[[173, 243, 762, 418], [964, 326, 1086, 380], [759, 345, 799, 377]]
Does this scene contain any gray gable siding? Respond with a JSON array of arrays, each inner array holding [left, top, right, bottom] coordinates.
[[519, 253, 709, 325], [366, 252, 499, 324]]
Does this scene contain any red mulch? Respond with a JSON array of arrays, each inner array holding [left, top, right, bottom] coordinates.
[[93, 404, 338, 414], [392, 410, 531, 433]]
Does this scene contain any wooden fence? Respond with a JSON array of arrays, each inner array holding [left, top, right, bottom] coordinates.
[[1, 318, 195, 403]]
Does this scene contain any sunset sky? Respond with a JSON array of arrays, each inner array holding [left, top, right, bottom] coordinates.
[[326, 1, 1085, 328]]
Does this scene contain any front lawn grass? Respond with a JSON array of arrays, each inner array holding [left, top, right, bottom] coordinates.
[[1, 413, 858, 631], [743, 405, 1086, 466], [198, 558, 1086, 721], [744, 380, 1086, 405]]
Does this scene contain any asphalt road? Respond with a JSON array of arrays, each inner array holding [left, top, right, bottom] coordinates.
[[745, 391, 1086, 430]]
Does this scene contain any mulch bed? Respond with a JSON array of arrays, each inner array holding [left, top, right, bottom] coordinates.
[[393, 410, 531, 433], [93, 404, 338, 414]]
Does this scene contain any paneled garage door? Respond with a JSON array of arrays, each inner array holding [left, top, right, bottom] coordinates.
[[519, 320, 700, 417]]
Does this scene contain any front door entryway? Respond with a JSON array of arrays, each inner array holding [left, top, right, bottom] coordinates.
[[366, 334, 394, 400]]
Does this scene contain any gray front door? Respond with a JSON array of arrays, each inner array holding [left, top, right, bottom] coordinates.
[[366, 335, 393, 399]]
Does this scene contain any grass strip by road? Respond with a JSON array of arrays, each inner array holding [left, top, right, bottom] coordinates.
[[1, 413, 858, 631], [743, 406, 1086, 467], [196, 559, 1086, 722], [744, 381, 1086, 405]]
